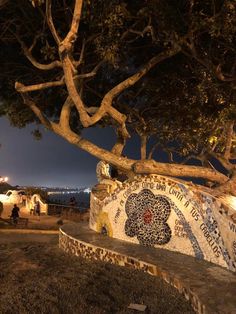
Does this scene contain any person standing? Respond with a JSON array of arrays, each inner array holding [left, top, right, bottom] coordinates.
[[0, 201, 3, 217], [35, 201, 40, 216], [11, 204, 20, 224]]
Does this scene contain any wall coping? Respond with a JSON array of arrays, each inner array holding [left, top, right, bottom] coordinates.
[[59, 222, 236, 314]]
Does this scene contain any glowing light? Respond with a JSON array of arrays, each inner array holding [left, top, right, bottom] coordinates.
[[84, 188, 91, 193], [0, 176, 8, 183], [218, 195, 236, 211]]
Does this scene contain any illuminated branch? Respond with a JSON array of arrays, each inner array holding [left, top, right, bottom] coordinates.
[[213, 172, 236, 195], [134, 160, 229, 184], [15, 60, 104, 93], [59, 0, 181, 139], [121, 16, 156, 43], [21, 94, 53, 130], [60, 0, 83, 52], [111, 129, 127, 156], [224, 122, 234, 159], [46, 0, 61, 44], [59, 0, 181, 134], [74, 39, 85, 68], [15, 79, 64, 93], [59, 97, 74, 130], [140, 135, 147, 159], [148, 142, 159, 159], [215, 64, 236, 82], [15, 34, 62, 70], [100, 48, 180, 105], [29, 34, 40, 52], [84, 47, 181, 131], [61, 55, 93, 126], [184, 36, 236, 82], [208, 151, 236, 172]]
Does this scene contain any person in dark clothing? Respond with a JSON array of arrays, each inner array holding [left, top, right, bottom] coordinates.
[[0, 201, 3, 217], [34, 201, 40, 216], [11, 204, 20, 224]]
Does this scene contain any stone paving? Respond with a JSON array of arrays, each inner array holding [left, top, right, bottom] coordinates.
[[60, 222, 236, 314]]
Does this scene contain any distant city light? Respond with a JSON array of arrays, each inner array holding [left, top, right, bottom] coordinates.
[[84, 188, 91, 193], [0, 176, 8, 183]]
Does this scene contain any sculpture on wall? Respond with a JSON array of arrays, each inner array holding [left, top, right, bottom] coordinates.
[[96, 160, 122, 194]]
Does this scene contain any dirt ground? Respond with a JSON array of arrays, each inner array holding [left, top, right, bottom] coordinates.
[[0, 203, 62, 230], [0, 203, 194, 314], [0, 242, 194, 314]]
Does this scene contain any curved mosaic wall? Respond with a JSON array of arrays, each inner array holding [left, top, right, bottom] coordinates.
[[90, 175, 236, 272]]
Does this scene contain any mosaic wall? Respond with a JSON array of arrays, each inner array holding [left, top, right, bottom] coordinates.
[[59, 229, 205, 314], [90, 175, 236, 272]]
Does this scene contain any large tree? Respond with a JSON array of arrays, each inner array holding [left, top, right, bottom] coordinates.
[[0, 0, 235, 194]]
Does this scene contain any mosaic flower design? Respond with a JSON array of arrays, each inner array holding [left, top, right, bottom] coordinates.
[[125, 189, 171, 246]]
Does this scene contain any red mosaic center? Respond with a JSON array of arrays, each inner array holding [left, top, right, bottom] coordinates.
[[143, 208, 153, 224]]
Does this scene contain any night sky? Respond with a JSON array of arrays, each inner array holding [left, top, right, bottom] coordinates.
[[0, 117, 114, 188], [0, 117, 144, 188]]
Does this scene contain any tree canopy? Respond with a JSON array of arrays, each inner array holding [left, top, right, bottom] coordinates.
[[0, 0, 235, 194]]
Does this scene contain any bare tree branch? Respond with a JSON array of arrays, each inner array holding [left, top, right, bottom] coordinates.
[[29, 33, 40, 52], [180, 153, 206, 165], [61, 55, 93, 125], [148, 142, 159, 159], [60, 0, 83, 52], [183, 35, 236, 82], [224, 121, 234, 159], [74, 38, 85, 68], [140, 135, 147, 159], [215, 64, 236, 82], [21, 94, 53, 130], [100, 47, 181, 105], [59, 96, 74, 130], [46, 0, 61, 44], [15, 33, 62, 70], [111, 128, 127, 156], [15, 79, 64, 93], [121, 16, 156, 44], [15, 60, 104, 93], [134, 159, 229, 184], [208, 151, 236, 172]]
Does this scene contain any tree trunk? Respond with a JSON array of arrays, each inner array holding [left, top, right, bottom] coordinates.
[[140, 135, 147, 160]]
